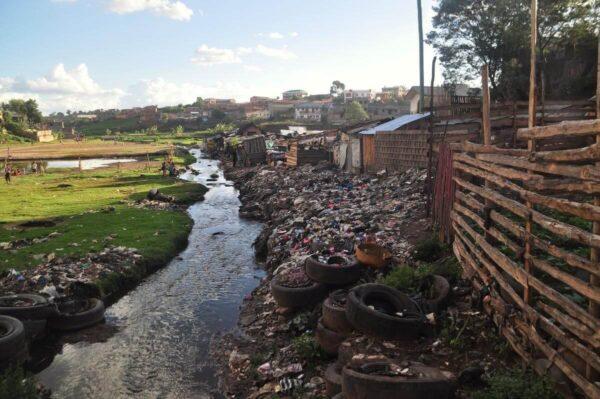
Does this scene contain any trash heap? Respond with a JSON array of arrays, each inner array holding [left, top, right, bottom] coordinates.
[[215, 162, 524, 399], [0, 246, 141, 297], [229, 162, 430, 270]]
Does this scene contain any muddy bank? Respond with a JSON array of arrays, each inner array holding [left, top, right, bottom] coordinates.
[[211, 162, 523, 399]]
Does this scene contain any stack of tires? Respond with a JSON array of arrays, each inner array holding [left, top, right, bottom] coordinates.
[[317, 289, 354, 357], [0, 294, 57, 368], [270, 254, 362, 310], [0, 294, 107, 368]]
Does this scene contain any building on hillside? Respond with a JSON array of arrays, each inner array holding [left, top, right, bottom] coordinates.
[[76, 114, 97, 121], [244, 107, 271, 120], [366, 102, 410, 119], [380, 86, 407, 100], [140, 106, 158, 123], [343, 89, 374, 105], [405, 84, 481, 114], [282, 90, 308, 100], [268, 101, 295, 118], [35, 130, 54, 143], [205, 98, 236, 106], [250, 96, 275, 105], [294, 103, 324, 122]]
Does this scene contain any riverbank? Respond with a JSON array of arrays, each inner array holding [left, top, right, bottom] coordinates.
[[211, 162, 557, 399], [0, 154, 207, 301], [0, 140, 170, 161]]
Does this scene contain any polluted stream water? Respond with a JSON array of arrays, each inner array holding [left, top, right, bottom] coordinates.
[[34, 149, 264, 398]]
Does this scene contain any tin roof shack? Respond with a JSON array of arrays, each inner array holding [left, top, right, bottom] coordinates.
[[235, 122, 263, 137], [286, 132, 333, 167], [234, 135, 267, 166]]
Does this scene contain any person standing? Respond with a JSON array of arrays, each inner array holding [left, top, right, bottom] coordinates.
[[4, 164, 11, 184], [31, 161, 38, 174]]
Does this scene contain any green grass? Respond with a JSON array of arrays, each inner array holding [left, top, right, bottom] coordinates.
[[0, 163, 207, 274], [473, 369, 561, 399]]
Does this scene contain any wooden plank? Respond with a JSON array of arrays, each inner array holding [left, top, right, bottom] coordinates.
[[476, 153, 600, 182], [530, 143, 600, 162], [454, 160, 600, 222], [518, 119, 600, 140], [538, 301, 600, 350]]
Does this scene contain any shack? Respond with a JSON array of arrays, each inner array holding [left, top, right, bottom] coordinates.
[[286, 131, 334, 167], [235, 135, 266, 166], [360, 113, 430, 173]]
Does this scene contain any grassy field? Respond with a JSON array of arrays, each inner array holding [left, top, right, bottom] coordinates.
[[0, 140, 172, 161], [0, 161, 207, 273]]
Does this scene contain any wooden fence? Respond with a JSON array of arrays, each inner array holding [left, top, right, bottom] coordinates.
[[373, 130, 472, 173], [452, 119, 600, 398]]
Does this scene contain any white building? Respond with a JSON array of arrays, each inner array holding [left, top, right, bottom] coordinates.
[[294, 103, 324, 122], [343, 89, 374, 105]]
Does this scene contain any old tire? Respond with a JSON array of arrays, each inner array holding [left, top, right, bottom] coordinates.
[[48, 298, 105, 331], [22, 319, 47, 341], [323, 295, 354, 334], [316, 318, 348, 356], [305, 255, 362, 286], [342, 360, 453, 399], [417, 275, 450, 313], [325, 363, 343, 397], [270, 278, 327, 309], [0, 294, 57, 320], [0, 316, 28, 365], [345, 284, 424, 340]]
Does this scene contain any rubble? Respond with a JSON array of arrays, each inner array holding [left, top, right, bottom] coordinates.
[[0, 246, 141, 298]]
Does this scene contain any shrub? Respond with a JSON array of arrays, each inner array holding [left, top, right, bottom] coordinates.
[[473, 370, 562, 399], [0, 367, 39, 399], [292, 333, 327, 365], [412, 236, 449, 262]]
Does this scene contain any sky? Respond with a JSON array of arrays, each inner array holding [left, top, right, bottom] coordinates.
[[0, 0, 441, 114]]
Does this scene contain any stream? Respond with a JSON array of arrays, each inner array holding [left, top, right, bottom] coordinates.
[[35, 149, 264, 398]]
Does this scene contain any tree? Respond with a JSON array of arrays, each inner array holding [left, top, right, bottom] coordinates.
[[193, 97, 204, 108], [330, 80, 346, 97], [24, 99, 42, 124], [428, 0, 597, 100], [344, 101, 369, 124]]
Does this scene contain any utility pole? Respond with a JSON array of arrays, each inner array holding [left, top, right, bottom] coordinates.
[[417, 0, 425, 113]]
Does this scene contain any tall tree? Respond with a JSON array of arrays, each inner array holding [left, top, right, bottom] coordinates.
[[330, 81, 346, 97], [428, 0, 596, 100]]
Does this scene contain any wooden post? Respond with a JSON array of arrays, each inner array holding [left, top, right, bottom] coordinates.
[[482, 65, 492, 146], [78, 157, 82, 173], [482, 65, 493, 243], [426, 56, 437, 217], [588, 36, 600, 381], [524, 0, 538, 306], [146, 153, 150, 171], [417, 0, 425, 113]]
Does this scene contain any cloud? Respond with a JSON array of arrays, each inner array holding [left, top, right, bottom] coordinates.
[[289, 32, 299, 37], [0, 64, 125, 113], [257, 32, 284, 40], [243, 65, 262, 72], [255, 45, 297, 60], [108, 0, 194, 21], [123, 78, 256, 107], [190, 45, 252, 66]]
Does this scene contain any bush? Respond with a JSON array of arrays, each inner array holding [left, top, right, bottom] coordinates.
[[292, 333, 327, 365], [377, 264, 435, 294], [473, 370, 562, 399], [0, 367, 39, 399], [412, 236, 449, 262]]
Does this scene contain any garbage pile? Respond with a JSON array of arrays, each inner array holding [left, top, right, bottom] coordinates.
[[0, 246, 141, 297], [228, 163, 430, 270], [213, 162, 522, 399]]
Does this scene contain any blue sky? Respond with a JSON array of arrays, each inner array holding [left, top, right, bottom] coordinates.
[[0, 0, 440, 113]]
